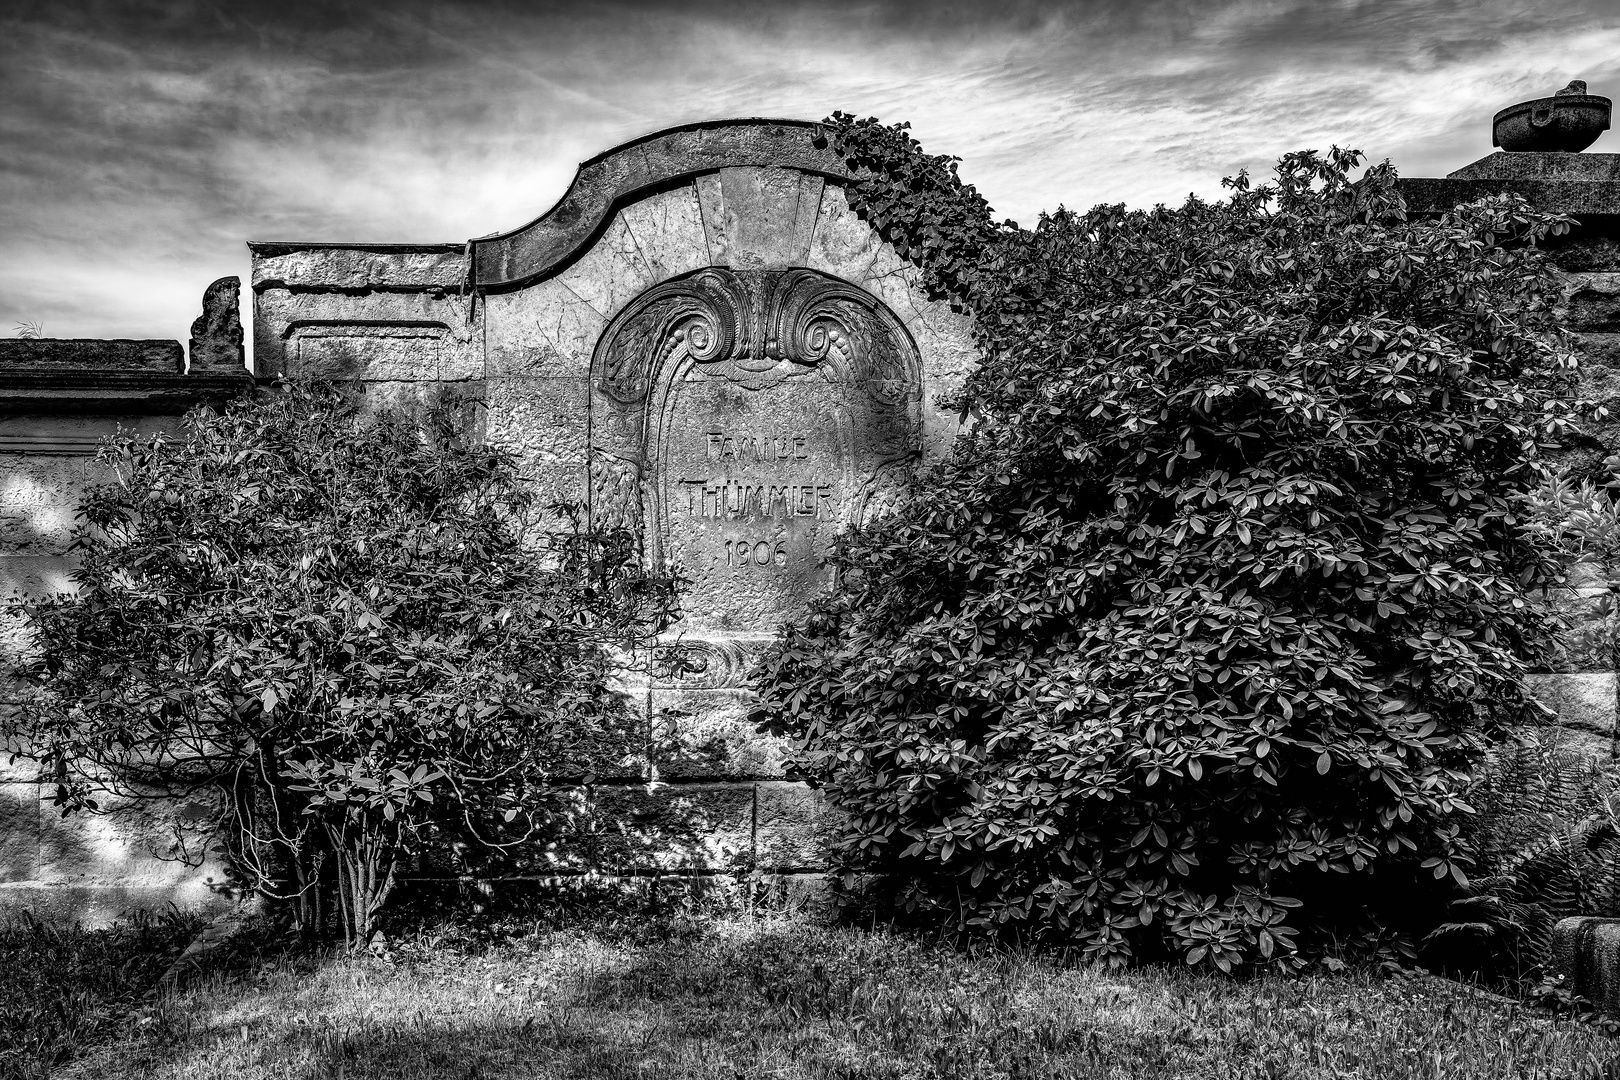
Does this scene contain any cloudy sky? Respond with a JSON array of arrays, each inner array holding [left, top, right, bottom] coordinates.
[[3, 0, 1618, 354]]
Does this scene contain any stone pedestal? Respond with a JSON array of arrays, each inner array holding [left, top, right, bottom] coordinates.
[[1554, 916, 1620, 1013]]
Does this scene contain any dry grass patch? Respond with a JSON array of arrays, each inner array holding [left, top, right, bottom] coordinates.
[[54, 917, 1620, 1080]]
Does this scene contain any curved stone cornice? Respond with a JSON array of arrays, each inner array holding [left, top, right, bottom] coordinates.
[[470, 118, 850, 292]]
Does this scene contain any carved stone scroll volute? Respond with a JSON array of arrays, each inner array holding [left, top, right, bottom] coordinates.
[[589, 267, 923, 684]]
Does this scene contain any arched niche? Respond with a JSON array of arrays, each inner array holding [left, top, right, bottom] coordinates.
[[588, 266, 922, 666]]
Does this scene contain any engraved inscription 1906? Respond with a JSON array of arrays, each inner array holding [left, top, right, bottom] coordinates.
[[588, 267, 922, 681]]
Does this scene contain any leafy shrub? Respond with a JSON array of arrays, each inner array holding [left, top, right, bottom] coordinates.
[[12, 382, 674, 946], [756, 117, 1579, 969]]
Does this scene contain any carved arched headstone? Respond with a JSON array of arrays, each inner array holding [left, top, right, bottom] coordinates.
[[590, 267, 922, 682]]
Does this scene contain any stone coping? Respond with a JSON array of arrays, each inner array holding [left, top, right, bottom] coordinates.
[[1448, 152, 1620, 181], [1399, 152, 1620, 219], [0, 373, 253, 416], [246, 242, 465, 256], [0, 338, 251, 415], [247, 246, 470, 294], [0, 338, 184, 374], [469, 118, 850, 291]]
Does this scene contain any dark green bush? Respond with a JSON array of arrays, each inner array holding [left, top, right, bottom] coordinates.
[[755, 117, 1579, 970]]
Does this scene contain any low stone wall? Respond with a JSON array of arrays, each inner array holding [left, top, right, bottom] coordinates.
[[0, 298, 251, 922], [11, 129, 1620, 928]]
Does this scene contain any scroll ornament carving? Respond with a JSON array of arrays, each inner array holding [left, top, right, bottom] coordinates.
[[650, 636, 769, 690], [593, 267, 918, 403]]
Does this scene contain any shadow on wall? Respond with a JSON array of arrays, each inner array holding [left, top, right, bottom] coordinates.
[[0, 775, 234, 925], [0, 443, 237, 925]]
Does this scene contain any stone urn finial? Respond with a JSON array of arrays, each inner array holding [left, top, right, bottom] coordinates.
[[1494, 81, 1611, 153]]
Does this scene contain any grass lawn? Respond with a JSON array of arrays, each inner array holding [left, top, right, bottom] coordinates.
[[0, 908, 203, 1080], [37, 911, 1620, 1080]]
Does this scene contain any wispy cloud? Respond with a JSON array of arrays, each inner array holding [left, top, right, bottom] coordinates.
[[2, 0, 1617, 347]]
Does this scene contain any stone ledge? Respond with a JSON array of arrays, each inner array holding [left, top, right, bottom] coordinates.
[[0, 372, 253, 416], [248, 243, 469, 293], [1399, 176, 1620, 218], [1400, 152, 1620, 219], [1448, 152, 1620, 182], [0, 338, 182, 374]]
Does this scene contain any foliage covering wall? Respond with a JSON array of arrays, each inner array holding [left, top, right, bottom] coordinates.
[[754, 115, 1581, 969]]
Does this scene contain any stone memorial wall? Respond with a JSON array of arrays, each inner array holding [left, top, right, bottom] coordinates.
[[3, 117, 1618, 923], [248, 120, 978, 892]]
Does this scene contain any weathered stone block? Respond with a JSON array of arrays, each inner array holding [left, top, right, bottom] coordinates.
[[294, 327, 447, 382], [0, 453, 103, 555], [0, 553, 77, 601], [495, 781, 825, 876], [553, 215, 657, 320], [0, 339, 183, 374], [484, 281, 606, 379], [755, 871, 837, 922], [618, 186, 713, 283], [694, 172, 728, 267], [1574, 333, 1620, 373], [341, 380, 486, 428], [1537, 584, 1615, 674], [861, 243, 930, 325], [1555, 917, 1620, 1014], [0, 735, 43, 782], [589, 782, 755, 873], [250, 245, 467, 292], [651, 687, 789, 779], [1567, 275, 1620, 333], [1568, 561, 1612, 590], [755, 781, 829, 871], [253, 288, 475, 379], [37, 786, 222, 890], [1523, 673, 1616, 750], [545, 687, 651, 784], [482, 377, 588, 506], [1555, 236, 1620, 274], [805, 184, 882, 282], [700, 167, 822, 270]]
